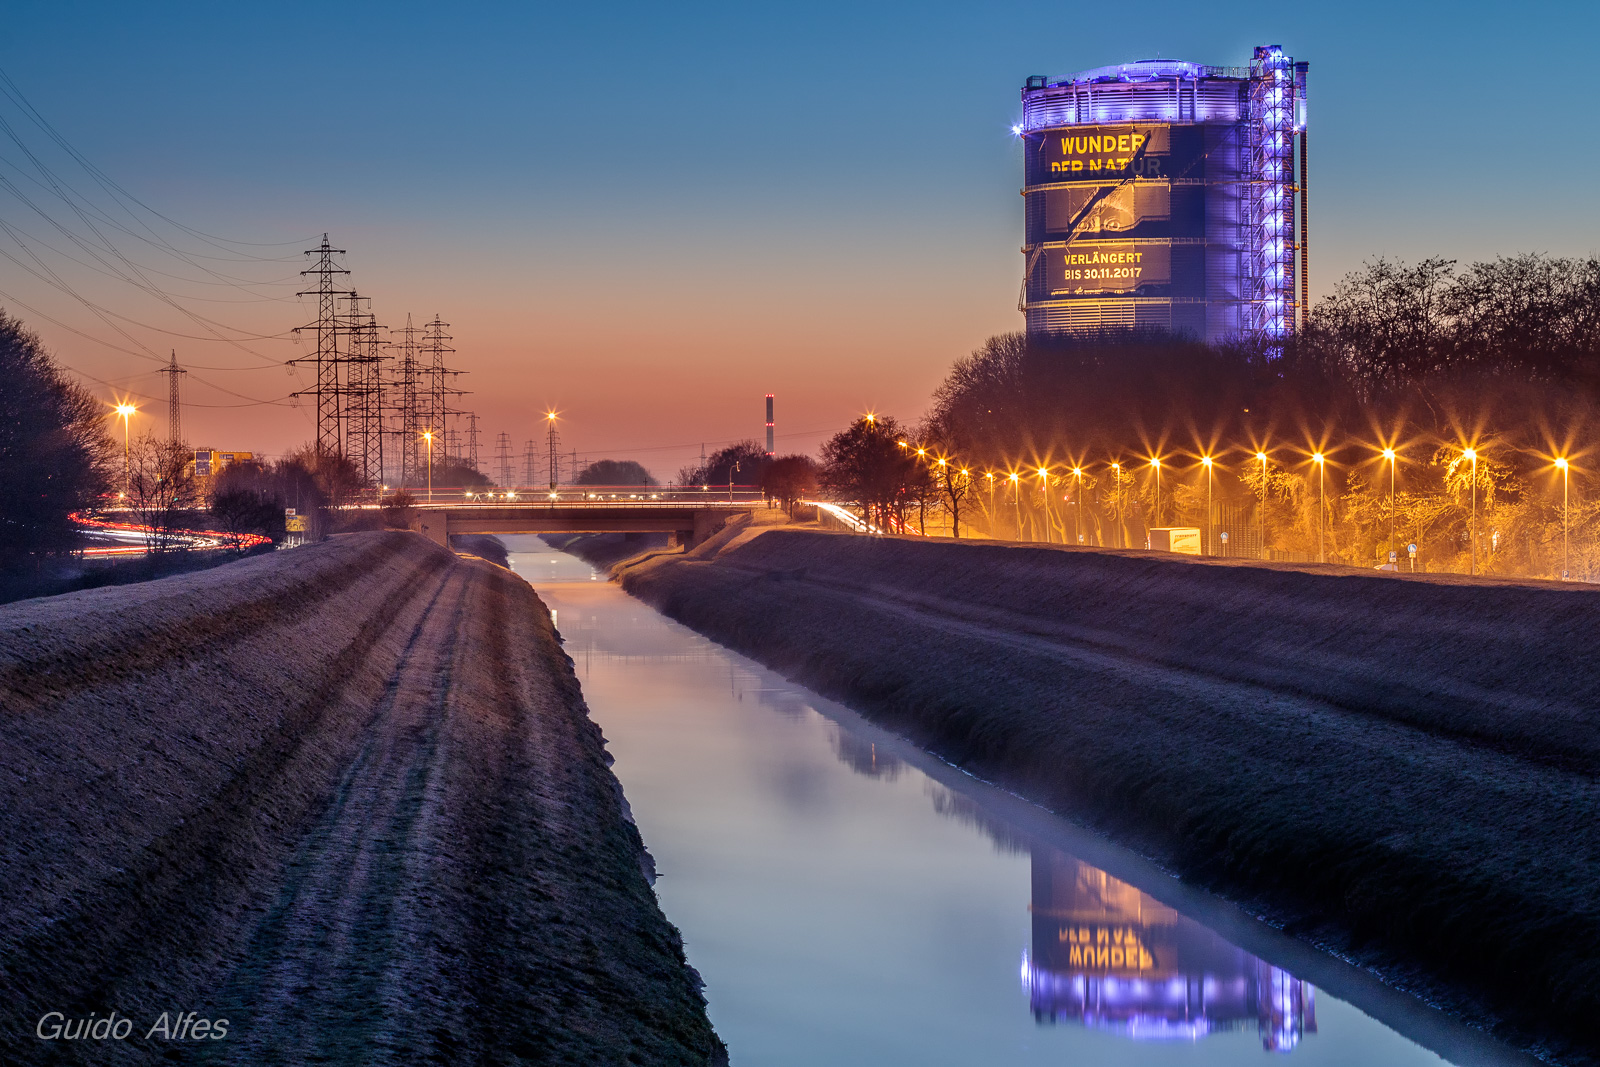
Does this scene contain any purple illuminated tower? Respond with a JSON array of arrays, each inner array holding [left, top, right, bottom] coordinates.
[[1018, 47, 1307, 343]]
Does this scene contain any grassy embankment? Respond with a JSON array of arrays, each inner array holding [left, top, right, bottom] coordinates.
[[0, 530, 723, 1065], [599, 524, 1600, 1064]]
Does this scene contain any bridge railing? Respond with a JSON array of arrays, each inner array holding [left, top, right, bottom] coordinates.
[[374, 485, 768, 505]]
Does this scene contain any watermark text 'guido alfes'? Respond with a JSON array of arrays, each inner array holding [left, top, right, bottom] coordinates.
[[35, 1011, 229, 1041]]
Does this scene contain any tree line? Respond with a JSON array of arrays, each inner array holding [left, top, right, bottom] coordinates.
[[819, 254, 1600, 578]]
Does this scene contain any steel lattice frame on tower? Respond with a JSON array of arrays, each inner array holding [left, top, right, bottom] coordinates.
[[342, 292, 388, 487], [545, 417, 561, 490], [523, 440, 538, 489], [494, 432, 514, 488], [160, 351, 186, 444], [466, 412, 482, 471], [419, 316, 455, 441], [388, 315, 424, 488], [1244, 47, 1303, 340], [291, 235, 353, 455]]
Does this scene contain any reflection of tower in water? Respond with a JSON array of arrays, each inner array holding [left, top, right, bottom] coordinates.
[[1023, 846, 1316, 1051]]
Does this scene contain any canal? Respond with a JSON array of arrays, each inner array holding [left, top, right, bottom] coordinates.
[[506, 539, 1531, 1067]]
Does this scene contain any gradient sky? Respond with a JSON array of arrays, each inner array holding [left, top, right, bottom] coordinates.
[[2, 1, 1596, 481]]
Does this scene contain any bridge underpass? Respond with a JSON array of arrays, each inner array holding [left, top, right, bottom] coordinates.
[[411, 502, 755, 550]]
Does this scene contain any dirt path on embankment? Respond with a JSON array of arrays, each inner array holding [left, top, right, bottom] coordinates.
[[0, 531, 723, 1066], [614, 528, 1600, 1065]]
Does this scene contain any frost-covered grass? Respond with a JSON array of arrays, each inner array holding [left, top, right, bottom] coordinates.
[[0, 531, 723, 1065]]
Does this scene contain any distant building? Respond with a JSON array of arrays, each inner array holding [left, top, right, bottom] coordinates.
[[191, 450, 254, 479], [1019, 47, 1307, 343]]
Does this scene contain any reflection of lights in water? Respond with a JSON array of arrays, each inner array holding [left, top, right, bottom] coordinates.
[[1023, 846, 1316, 1051]]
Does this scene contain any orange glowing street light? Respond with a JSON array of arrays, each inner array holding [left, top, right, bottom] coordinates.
[[1071, 466, 1085, 545], [1149, 456, 1162, 528], [1556, 457, 1570, 579], [1312, 452, 1326, 564], [1200, 456, 1214, 555], [1037, 466, 1052, 544], [1463, 447, 1478, 575], [422, 430, 435, 502], [114, 403, 136, 499], [1382, 447, 1398, 567], [1255, 451, 1269, 560]]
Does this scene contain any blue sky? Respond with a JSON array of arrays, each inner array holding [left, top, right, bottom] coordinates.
[[2, 1, 1595, 471]]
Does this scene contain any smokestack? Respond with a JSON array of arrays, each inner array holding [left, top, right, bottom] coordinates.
[[765, 394, 774, 456]]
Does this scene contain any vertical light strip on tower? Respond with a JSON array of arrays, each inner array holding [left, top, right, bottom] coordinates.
[[765, 394, 775, 457], [1296, 61, 1310, 329], [1245, 47, 1301, 340]]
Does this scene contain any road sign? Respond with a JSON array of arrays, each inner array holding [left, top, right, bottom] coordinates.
[[1389, 549, 1397, 562], [1407, 543, 1418, 557]]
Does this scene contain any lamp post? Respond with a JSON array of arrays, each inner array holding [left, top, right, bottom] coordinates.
[[1201, 456, 1214, 556], [1312, 452, 1325, 564], [1557, 457, 1570, 580], [1111, 461, 1122, 547], [985, 471, 995, 534], [1009, 472, 1021, 541], [1383, 448, 1397, 567], [115, 403, 136, 500], [1149, 457, 1161, 532], [1255, 451, 1268, 560], [1072, 467, 1084, 545], [1464, 448, 1478, 575], [422, 430, 434, 502], [1037, 467, 1052, 544]]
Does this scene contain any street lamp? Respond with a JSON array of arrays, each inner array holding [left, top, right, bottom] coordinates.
[[1149, 456, 1161, 530], [1200, 456, 1214, 556], [1312, 453, 1326, 564], [1037, 467, 1052, 543], [1557, 457, 1570, 580], [1009, 471, 1021, 541], [1463, 448, 1478, 575], [1255, 451, 1268, 560], [422, 430, 435, 502], [985, 471, 995, 533], [1072, 467, 1084, 545], [1555, 457, 1568, 579], [1111, 461, 1122, 547], [1382, 448, 1397, 567], [115, 403, 136, 499]]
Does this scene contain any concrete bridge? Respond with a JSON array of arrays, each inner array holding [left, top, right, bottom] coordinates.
[[411, 501, 755, 549]]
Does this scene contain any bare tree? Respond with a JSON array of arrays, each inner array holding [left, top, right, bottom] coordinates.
[[128, 433, 201, 554], [760, 455, 819, 513]]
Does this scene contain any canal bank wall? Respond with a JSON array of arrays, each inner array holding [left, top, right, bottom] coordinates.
[[609, 527, 1600, 1064], [0, 531, 724, 1065]]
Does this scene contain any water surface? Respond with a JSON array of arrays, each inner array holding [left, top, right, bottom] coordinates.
[[506, 540, 1529, 1067]]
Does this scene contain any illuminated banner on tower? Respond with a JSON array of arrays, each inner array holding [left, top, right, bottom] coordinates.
[[1028, 124, 1214, 186], [1045, 242, 1171, 295], [1043, 125, 1170, 178]]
